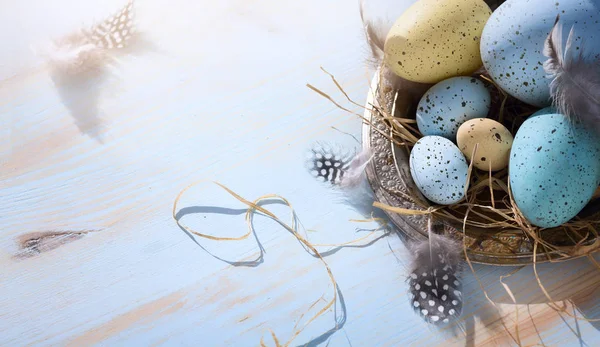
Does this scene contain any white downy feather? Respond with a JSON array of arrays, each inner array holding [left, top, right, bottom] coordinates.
[[339, 148, 375, 189]]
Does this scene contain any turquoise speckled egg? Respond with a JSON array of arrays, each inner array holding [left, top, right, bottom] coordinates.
[[410, 136, 469, 205], [480, 0, 600, 107], [416, 77, 491, 140], [509, 108, 600, 228]]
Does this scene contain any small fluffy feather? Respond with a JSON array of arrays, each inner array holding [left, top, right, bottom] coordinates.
[[339, 148, 374, 189], [358, 1, 431, 100], [359, 0, 388, 66], [34, 0, 136, 74], [306, 142, 373, 189], [305, 142, 389, 224], [543, 15, 600, 134], [407, 216, 463, 324]]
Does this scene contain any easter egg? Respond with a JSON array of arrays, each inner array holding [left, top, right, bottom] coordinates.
[[509, 108, 600, 228], [410, 136, 469, 205], [457, 118, 513, 171], [416, 77, 491, 140], [480, 0, 600, 107], [384, 0, 492, 84]]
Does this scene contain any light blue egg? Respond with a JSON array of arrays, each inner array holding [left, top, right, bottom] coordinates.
[[416, 77, 491, 140], [480, 0, 600, 107], [509, 109, 600, 228], [410, 136, 469, 205]]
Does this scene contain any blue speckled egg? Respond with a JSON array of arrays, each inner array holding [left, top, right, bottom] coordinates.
[[480, 0, 600, 107], [410, 136, 469, 205], [509, 108, 600, 228], [416, 77, 491, 140]]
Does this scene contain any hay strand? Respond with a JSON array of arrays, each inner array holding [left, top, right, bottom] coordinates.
[[172, 181, 386, 346]]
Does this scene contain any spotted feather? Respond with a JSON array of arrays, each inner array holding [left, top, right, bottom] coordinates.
[[407, 216, 463, 324], [306, 142, 372, 188], [83, 0, 136, 49], [34, 0, 138, 74]]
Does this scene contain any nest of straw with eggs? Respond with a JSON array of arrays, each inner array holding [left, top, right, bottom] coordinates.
[[357, 0, 600, 265]]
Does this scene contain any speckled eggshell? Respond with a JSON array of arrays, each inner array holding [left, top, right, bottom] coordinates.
[[416, 77, 491, 140], [410, 136, 469, 205], [509, 108, 600, 228], [457, 118, 513, 171], [480, 0, 600, 107], [384, 0, 492, 84]]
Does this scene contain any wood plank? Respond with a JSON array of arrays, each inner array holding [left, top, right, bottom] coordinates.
[[2, 0, 600, 346]]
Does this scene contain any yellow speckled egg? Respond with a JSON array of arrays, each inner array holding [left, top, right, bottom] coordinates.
[[456, 118, 513, 171], [384, 0, 492, 84]]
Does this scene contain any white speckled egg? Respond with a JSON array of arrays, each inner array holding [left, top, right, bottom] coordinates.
[[416, 77, 491, 140], [480, 0, 600, 107], [384, 0, 492, 83], [509, 108, 600, 228], [457, 118, 513, 171], [410, 136, 469, 205]]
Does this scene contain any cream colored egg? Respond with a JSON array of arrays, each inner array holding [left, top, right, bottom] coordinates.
[[384, 0, 492, 84], [456, 118, 513, 171]]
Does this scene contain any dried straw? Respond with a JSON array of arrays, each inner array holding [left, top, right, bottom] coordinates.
[[172, 180, 386, 346]]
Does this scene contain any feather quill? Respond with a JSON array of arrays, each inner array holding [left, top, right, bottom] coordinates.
[[407, 215, 463, 324], [543, 15, 600, 134]]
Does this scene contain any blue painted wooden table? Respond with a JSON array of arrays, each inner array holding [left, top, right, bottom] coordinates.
[[2, 0, 600, 346]]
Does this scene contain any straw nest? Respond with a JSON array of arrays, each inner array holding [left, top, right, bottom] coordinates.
[[366, 63, 600, 265]]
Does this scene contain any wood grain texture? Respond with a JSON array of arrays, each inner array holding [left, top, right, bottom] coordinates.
[[1, 0, 600, 346]]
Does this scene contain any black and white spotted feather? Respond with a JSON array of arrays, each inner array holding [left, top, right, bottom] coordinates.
[[407, 216, 463, 325], [82, 0, 136, 50], [306, 143, 374, 189], [33, 0, 136, 74], [543, 14, 600, 135]]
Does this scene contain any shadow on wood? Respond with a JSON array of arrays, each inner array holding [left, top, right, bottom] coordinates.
[[48, 33, 158, 142], [452, 256, 600, 345], [481, 257, 600, 306], [174, 204, 265, 268], [173, 198, 352, 346]]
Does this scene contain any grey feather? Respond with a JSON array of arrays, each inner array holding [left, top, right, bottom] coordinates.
[[543, 15, 600, 134], [407, 216, 463, 324], [359, 0, 389, 66], [358, 1, 432, 101], [339, 148, 374, 189], [305, 142, 387, 224]]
